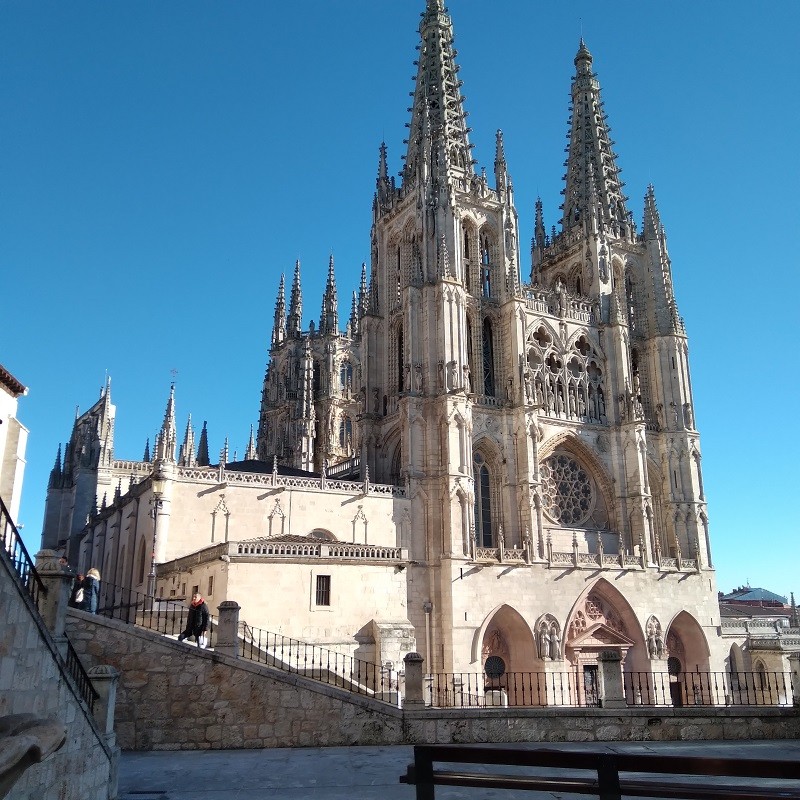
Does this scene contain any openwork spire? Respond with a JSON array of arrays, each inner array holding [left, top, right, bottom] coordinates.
[[561, 40, 630, 238], [319, 255, 339, 336], [494, 129, 508, 193], [287, 260, 303, 337], [244, 424, 257, 461], [155, 383, 177, 463], [179, 414, 196, 467], [272, 273, 286, 349], [403, 0, 473, 186], [643, 183, 663, 239], [358, 262, 369, 320]]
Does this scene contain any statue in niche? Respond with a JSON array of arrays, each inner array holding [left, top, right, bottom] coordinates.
[[646, 618, 666, 659], [538, 624, 550, 660], [670, 401, 679, 427], [448, 360, 459, 391], [523, 371, 533, 404], [578, 390, 586, 417], [556, 279, 568, 317], [414, 363, 423, 393], [549, 626, 561, 660], [372, 388, 380, 414], [506, 377, 514, 402], [357, 387, 366, 415], [568, 387, 577, 416], [535, 380, 544, 409], [463, 365, 471, 393], [598, 388, 606, 418], [683, 402, 693, 429]]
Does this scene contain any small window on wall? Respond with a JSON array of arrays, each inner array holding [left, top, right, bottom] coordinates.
[[192, 585, 199, 597], [315, 574, 331, 606], [181, 583, 186, 597], [207, 576, 214, 596]]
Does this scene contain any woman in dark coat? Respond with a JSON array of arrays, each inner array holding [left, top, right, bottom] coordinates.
[[179, 593, 210, 648], [80, 568, 101, 613]]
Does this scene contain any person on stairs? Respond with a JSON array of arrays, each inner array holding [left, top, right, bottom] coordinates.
[[178, 592, 210, 648]]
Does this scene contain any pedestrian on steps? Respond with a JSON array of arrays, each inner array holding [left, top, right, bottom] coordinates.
[[178, 592, 210, 648], [80, 568, 101, 613]]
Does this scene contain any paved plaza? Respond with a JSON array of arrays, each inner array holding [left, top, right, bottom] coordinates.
[[119, 739, 800, 799]]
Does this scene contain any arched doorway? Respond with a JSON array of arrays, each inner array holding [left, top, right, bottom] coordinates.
[[477, 605, 537, 705], [664, 610, 711, 706], [564, 580, 645, 706]]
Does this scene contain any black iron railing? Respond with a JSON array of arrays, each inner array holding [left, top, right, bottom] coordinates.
[[65, 638, 98, 712], [425, 671, 594, 708], [93, 581, 215, 645], [0, 495, 46, 609], [624, 670, 794, 707], [238, 622, 396, 702]]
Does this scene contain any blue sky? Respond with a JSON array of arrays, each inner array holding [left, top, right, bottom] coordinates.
[[2, 1, 797, 597]]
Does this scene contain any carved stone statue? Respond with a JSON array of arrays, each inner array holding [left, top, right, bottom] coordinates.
[[548, 627, 561, 660]]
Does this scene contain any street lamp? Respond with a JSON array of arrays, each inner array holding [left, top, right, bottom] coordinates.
[[146, 471, 167, 601]]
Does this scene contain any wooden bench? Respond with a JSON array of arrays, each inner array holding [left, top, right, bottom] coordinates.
[[399, 743, 800, 799]]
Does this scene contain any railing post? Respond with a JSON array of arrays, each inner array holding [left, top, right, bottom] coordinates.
[[215, 601, 241, 658], [789, 653, 800, 707], [87, 665, 121, 800], [34, 549, 73, 658], [87, 665, 119, 744], [598, 650, 626, 708], [403, 652, 426, 708]]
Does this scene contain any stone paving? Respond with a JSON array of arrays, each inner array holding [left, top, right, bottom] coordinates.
[[119, 739, 800, 799]]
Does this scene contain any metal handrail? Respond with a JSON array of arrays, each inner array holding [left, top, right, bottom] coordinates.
[[237, 622, 396, 702], [0, 494, 46, 609], [64, 638, 99, 712]]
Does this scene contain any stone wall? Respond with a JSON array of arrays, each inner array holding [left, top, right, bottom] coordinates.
[[0, 551, 115, 800], [66, 611, 800, 752], [66, 610, 403, 750]]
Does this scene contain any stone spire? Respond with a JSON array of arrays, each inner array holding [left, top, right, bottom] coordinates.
[[196, 420, 210, 467], [494, 129, 508, 194], [319, 255, 339, 336], [142, 437, 151, 463], [349, 291, 359, 336], [790, 593, 799, 628], [561, 40, 630, 239], [244, 424, 257, 461], [532, 197, 546, 273], [403, 0, 474, 186], [48, 444, 62, 489], [271, 273, 287, 349], [643, 184, 682, 334], [287, 260, 303, 337], [178, 414, 196, 467], [155, 384, 177, 463], [298, 339, 316, 472], [220, 437, 229, 466], [358, 262, 369, 320]]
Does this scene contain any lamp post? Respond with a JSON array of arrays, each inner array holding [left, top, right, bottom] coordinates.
[[146, 472, 167, 602]]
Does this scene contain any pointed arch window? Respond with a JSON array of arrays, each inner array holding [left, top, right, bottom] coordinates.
[[474, 453, 493, 547], [482, 318, 495, 397], [397, 327, 405, 392], [339, 360, 353, 392], [136, 537, 147, 586], [338, 416, 353, 451]]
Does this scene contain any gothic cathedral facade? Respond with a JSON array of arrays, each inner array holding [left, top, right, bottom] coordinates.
[[43, 1, 725, 682]]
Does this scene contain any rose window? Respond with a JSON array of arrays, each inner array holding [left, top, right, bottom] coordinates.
[[541, 453, 594, 525]]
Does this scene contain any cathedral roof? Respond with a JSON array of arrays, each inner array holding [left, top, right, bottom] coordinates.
[[222, 459, 319, 478]]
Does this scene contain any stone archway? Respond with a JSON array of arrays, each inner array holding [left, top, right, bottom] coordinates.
[[663, 610, 712, 706], [477, 604, 537, 705]]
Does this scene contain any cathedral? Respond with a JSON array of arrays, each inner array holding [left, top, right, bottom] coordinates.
[[41, 0, 728, 687]]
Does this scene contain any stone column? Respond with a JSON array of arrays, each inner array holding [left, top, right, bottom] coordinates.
[[87, 664, 120, 800], [598, 650, 626, 709], [403, 652, 425, 708], [215, 601, 240, 658], [789, 653, 800, 707], [34, 550, 74, 659]]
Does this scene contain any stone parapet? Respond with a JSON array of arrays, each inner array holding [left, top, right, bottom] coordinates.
[[65, 611, 800, 751]]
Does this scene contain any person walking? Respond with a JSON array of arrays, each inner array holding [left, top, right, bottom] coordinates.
[[178, 592, 210, 648], [80, 568, 101, 613]]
